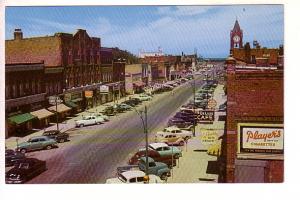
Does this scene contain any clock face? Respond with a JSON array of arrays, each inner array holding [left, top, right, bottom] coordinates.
[[233, 35, 240, 42]]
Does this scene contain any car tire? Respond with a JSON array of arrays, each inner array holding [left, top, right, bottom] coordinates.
[[160, 173, 168, 181], [80, 124, 84, 128], [46, 145, 52, 150], [20, 148, 27, 154], [59, 138, 64, 143], [179, 141, 185, 146], [174, 154, 180, 159]]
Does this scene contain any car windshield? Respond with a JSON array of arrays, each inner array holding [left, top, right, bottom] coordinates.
[[18, 163, 30, 169], [83, 116, 91, 120]]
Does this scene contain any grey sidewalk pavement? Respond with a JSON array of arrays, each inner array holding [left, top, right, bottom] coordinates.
[[166, 84, 226, 183]]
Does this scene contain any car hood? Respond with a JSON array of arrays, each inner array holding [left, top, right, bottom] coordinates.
[[17, 142, 30, 148], [155, 162, 169, 170], [6, 167, 28, 177], [106, 177, 124, 184]]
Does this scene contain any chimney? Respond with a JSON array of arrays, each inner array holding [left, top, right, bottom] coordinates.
[[14, 29, 23, 40]]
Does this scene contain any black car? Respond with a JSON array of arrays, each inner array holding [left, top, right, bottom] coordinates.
[[102, 106, 117, 116], [123, 100, 137, 107], [129, 97, 142, 105], [167, 118, 193, 130], [5, 149, 26, 167], [173, 112, 197, 124], [42, 130, 69, 143], [6, 158, 47, 184]]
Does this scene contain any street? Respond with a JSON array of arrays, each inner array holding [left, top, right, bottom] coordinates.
[[25, 72, 213, 183]]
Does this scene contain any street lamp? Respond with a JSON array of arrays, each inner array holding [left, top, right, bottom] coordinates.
[[132, 105, 149, 181], [189, 78, 196, 137]]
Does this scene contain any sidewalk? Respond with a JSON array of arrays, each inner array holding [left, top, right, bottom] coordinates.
[[166, 84, 226, 183], [5, 94, 135, 150]]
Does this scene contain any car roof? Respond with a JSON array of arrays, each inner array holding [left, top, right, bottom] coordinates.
[[149, 143, 168, 149], [139, 157, 155, 163], [122, 170, 145, 179], [165, 126, 180, 131], [30, 136, 49, 139]]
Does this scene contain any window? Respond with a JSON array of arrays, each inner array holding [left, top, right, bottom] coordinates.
[[39, 138, 46, 142], [129, 178, 136, 183], [136, 177, 144, 182], [149, 162, 156, 167], [30, 139, 39, 143]]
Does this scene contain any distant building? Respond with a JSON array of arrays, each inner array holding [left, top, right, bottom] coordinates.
[[138, 47, 163, 58]]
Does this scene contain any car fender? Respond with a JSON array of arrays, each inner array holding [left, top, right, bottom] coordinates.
[[157, 168, 171, 177]]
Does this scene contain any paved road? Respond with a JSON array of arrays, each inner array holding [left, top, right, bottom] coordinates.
[[26, 70, 216, 183]]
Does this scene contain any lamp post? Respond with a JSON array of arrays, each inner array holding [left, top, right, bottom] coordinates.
[[132, 105, 149, 181], [189, 78, 196, 137]]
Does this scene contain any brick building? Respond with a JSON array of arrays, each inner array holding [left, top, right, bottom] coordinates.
[[219, 56, 284, 183]]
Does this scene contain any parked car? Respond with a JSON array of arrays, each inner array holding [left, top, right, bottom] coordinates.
[[155, 132, 185, 146], [113, 104, 126, 113], [42, 130, 69, 143], [16, 136, 57, 154], [123, 100, 137, 107], [167, 118, 193, 130], [6, 158, 47, 184], [106, 170, 163, 184], [92, 113, 109, 121], [75, 115, 105, 127], [118, 103, 132, 111], [128, 149, 176, 168], [145, 143, 182, 159], [129, 97, 143, 105], [118, 157, 170, 181], [101, 106, 117, 116], [173, 112, 196, 124], [5, 149, 26, 167], [137, 94, 152, 101], [157, 126, 193, 140]]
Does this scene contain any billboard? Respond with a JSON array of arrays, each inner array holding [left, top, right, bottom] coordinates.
[[238, 123, 284, 154]]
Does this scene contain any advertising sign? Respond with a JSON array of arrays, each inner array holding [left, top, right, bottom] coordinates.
[[238, 123, 284, 154], [84, 91, 93, 98], [207, 99, 217, 109], [49, 96, 63, 105], [100, 85, 109, 93], [197, 110, 214, 122]]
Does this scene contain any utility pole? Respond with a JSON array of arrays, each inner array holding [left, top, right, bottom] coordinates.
[[144, 105, 149, 178], [193, 78, 196, 137], [56, 84, 59, 131]]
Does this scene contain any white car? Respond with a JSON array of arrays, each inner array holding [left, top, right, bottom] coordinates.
[[105, 170, 163, 184], [137, 94, 152, 101], [75, 115, 105, 127], [156, 126, 193, 140]]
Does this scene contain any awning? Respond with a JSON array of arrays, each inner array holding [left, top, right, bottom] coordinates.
[[30, 108, 55, 120], [133, 81, 145, 87], [65, 101, 78, 108], [8, 113, 37, 125], [48, 104, 72, 113]]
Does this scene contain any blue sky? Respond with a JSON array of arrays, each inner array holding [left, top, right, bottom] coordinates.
[[5, 5, 283, 58]]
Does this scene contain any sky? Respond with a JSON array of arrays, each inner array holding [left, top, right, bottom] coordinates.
[[5, 5, 283, 58]]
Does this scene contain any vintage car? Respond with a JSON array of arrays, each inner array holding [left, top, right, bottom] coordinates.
[[16, 136, 57, 154], [105, 170, 163, 184], [5, 149, 26, 167], [6, 158, 47, 184], [128, 149, 176, 168], [167, 118, 193, 130], [136, 94, 152, 101], [155, 132, 185, 146], [42, 130, 69, 143], [75, 115, 105, 127], [140, 143, 182, 159], [156, 126, 193, 140], [118, 157, 170, 181]]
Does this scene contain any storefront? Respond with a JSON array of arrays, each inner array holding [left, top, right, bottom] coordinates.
[[30, 108, 55, 128], [8, 113, 37, 136], [64, 92, 84, 113], [47, 104, 72, 122]]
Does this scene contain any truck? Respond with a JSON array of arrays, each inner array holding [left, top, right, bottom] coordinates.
[[117, 157, 171, 181]]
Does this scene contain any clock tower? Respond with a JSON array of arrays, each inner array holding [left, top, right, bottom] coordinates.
[[230, 19, 243, 49]]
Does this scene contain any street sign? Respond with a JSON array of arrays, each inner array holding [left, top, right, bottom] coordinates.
[[100, 85, 109, 93], [49, 96, 63, 105], [197, 110, 215, 122], [207, 99, 217, 109]]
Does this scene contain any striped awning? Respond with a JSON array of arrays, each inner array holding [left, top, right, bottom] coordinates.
[[48, 104, 72, 113], [30, 109, 55, 120]]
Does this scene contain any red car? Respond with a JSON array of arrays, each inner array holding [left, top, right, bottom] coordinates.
[[128, 149, 176, 168]]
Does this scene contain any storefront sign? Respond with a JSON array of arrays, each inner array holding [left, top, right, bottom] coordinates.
[[200, 129, 218, 145], [238, 123, 284, 154], [84, 91, 93, 98], [100, 85, 109, 93], [49, 96, 63, 105], [207, 99, 217, 109], [197, 110, 214, 122]]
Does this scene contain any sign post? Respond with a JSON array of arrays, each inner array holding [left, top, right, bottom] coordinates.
[[49, 96, 63, 131]]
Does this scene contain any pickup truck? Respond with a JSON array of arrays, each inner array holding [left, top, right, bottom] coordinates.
[[118, 157, 170, 181], [106, 170, 163, 184], [75, 115, 105, 127]]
